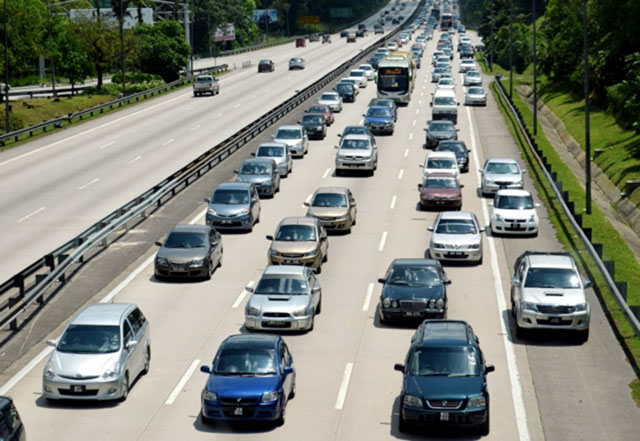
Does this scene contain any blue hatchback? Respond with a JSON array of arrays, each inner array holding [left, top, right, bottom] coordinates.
[[363, 106, 395, 135], [200, 334, 295, 426]]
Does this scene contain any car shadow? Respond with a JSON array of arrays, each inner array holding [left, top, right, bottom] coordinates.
[[333, 170, 375, 178], [149, 275, 209, 284], [502, 310, 588, 347], [193, 416, 277, 434]]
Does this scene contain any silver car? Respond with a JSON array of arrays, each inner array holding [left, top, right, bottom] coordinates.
[[428, 211, 484, 264], [272, 125, 308, 158], [479, 158, 526, 196], [335, 134, 378, 176], [245, 266, 322, 332], [289, 57, 305, 70], [318, 92, 343, 112], [205, 182, 261, 232], [234, 158, 280, 197], [254, 142, 292, 177], [463, 70, 483, 86], [43, 303, 150, 401], [465, 86, 487, 106]]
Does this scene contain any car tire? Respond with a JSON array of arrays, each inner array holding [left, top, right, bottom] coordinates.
[[315, 263, 322, 275], [217, 250, 223, 268], [119, 372, 129, 402], [478, 254, 483, 265], [316, 296, 322, 314], [515, 323, 527, 340], [201, 410, 214, 426], [276, 402, 286, 426], [398, 414, 411, 433], [142, 346, 151, 375], [479, 410, 490, 436], [206, 261, 213, 280], [577, 328, 589, 344]]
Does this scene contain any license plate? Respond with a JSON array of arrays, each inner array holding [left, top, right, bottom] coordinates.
[[267, 320, 286, 326], [550, 317, 561, 324], [405, 312, 422, 317], [510, 223, 523, 229], [72, 385, 85, 393], [233, 407, 243, 416], [283, 259, 298, 264], [447, 252, 464, 257], [221, 220, 233, 224], [440, 412, 449, 421]]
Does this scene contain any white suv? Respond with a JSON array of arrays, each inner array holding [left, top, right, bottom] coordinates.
[[511, 251, 591, 342]]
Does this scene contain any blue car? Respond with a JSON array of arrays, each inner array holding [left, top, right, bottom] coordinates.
[[363, 106, 395, 135], [200, 334, 296, 426]]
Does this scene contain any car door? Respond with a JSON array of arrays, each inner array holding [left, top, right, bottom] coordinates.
[[318, 225, 328, 257], [122, 319, 141, 376], [279, 341, 294, 399], [348, 190, 357, 221], [250, 186, 260, 221], [512, 261, 526, 309], [126, 311, 145, 375], [209, 228, 222, 266], [309, 273, 321, 310]]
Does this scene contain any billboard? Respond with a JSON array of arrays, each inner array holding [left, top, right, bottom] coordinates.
[[254, 9, 278, 25], [70, 8, 153, 29], [214, 23, 236, 41]]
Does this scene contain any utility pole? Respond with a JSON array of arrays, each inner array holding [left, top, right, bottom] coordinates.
[[532, 0, 537, 135], [46, 1, 58, 99], [3, 0, 9, 132], [184, 2, 191, 75], [583, 0, 591, 214], [118, 0, 126, 96], [509, 0, 513, 98], [489, 10, 493, 72]]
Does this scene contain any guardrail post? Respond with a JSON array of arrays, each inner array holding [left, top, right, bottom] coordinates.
[[582, 227, 592, 241], [45, 254, 55, 271], [13, 274, 25, 298], [630, 305, 640, 321], [593, 243, 603, 257], [574, 213, 582, 227], [57, 255, 68, 282], [35, 275, 47, 303]]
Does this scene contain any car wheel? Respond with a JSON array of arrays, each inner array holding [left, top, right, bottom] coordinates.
[[577, 328, 589, 344], [289, 382, 296, 399], [119, 372, 129, 402], [201, 410, 214, 426], [276, 401, 286, 426], [142, 346, 151, 375], [316, 296, 322, 314], [398, 414, 411, 433], [217, 249, 223, 268], [478, 254, 483, 265], [478, 409, 490, 436]]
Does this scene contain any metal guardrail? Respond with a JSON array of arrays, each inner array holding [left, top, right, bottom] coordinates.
[[493, 76, 640, 340], [5, 85, 91, 99], [0, 64, 229, 146], [0, 1, 425, 334]]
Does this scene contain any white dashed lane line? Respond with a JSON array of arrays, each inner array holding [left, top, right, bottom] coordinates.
[[164, 359, 201, 405], [78, 178, 100, 191], [378, 231, 388, 252], [162, 138, 175, 146], [16, 207, 45, 223], [232, 281, 255, 308], [190, 125, 201, 132], [335, 363, 354, 410], [398, 169, 404, 180], [362, 283, 375, 312], [98, 141, 115, 150], [127, 156, 142, 165], [322, 168, 331, 179], [390, 195, 397, 210]]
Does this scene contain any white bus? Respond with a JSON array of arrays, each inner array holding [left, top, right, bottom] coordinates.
[[376, 56, 414, 105]]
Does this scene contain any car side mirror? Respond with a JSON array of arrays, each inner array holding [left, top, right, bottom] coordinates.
[[393, 363, 405, 373], [337, 133, 342, 137], [427, 226, 434, 232], [444, 279, 452, 285], [456, 128, 460, 132], [270, 135, 275, 139], [252, 196, 259, 202], [478, 169, 484, 174], [522, 169, 527, 173], [377, 278, 386, 284], [233, 169, 239, 174], [584, 280, 592, 288], [283, 366, 294, 374], [460, 184, 465, 188], [126, 340, 138, 350], [250, 152, 256, 156], [266, 235, 274, 241], [511, 278, 521, 286], [457, 102, 460, 106], [480, 227, 485, 233], [418, 184, 423, 190], [303, 201, 310, 207], [46, 339, 57, 347], [200, 365, 211, 374], [334, 145, 339, 149], [155, 241, 162, 247], [485, 365, 495, 374], [204, 197, 211, 203], [246, 285, 255, 292]]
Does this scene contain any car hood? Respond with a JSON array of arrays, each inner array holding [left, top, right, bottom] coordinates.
[[307, 207, 349, 218], [493, 207, 536, 220], [237, 175, 272, 185], [483, 173, 521, 183], [338, 149, 372, 158], [405, 374, 484, 400], [157, 247, 207, 263], [206, 374, 280, 397], [270, 241, 318, 254], [248, 293, 311, 312], [431, 233, 481, 246], [318, 99, 338, 106], [421, 188, 461, 198], [302, 123, 323, 131], [209, 203, 249, 216], [365, 116, 393, 123], [274, 138, 302, 148], [521, 287, 586, 305], [428, 130, 456, 138], [382, 284, 445, 301], [49, 351, 120, 378]]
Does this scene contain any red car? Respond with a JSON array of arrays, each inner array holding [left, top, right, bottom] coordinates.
[[306, 105, 334, 126], [296, 38, 306, 47], [417, 172, 463, 210]]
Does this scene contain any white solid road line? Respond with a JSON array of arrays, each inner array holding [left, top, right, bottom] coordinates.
[[127, 155, 142, 165], [78, 178, 100, 191], [412, 119, 416, 126], [466, 105, 531, 441], [233, 103, 242, 109], [232, 281, 255, 309], [165, 359, 201, 405], [362, 283, 375, 312], [397, 169, 404, 180], [98, 141, 115, 150], [390, 195, 397, 210], [162, 138, 175, 146], [190, 125, 201, 132], [16, 207, 45, 223], [334, 363, 354, 410], [378, 231, 388, 252], [0, 347, 53, 396], [404, 148, 409, 157], [408, 133, 413, 141], [322, 167, 331, 179]]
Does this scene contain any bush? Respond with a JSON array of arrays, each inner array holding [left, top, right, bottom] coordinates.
[[111, 72, 163, 84]]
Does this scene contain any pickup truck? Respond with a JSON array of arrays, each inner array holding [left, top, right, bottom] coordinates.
[[193, 75, 219, 97]]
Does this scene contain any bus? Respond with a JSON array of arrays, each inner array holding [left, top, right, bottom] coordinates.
[[440, 13, 453, 31], [376, 56, 414, 105]]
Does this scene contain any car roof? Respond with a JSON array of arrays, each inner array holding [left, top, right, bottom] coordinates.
[[71, 303, 135, 326], [368, 106, 390, 111], [215, 181, 252, 191], [391, 258, 439, 267], [495, 189, 531, 197], [242, 158, 275, 167], [276, 125, 303, 131], [257, 142, 287, 150], [428, 151, 457, 159], [486, 157, 519, 165], [414, 320, 473, 347], [263, 265, 308, 276], [278, 216, 319, 227], [342, 134, 371, 141], [170, 224, 210, 234], [427, 172, 458, 179], [526, 253, 575, 269], [320, 92, 338, 96], [439, 211, 475, 220], [313, 186, 350, 195], [222, 333, 280, 350]]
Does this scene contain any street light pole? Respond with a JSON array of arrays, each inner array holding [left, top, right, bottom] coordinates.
[[532, 0, 537, 136], [3, 0, 9, 132], [509, 0, 513, 98], [582, 0, 591, 214], [46, 1, 58, 99], [119, 0, 125, 96]]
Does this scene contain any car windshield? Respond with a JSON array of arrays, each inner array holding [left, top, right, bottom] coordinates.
[[485, 162, 520, 174], [320, 94, 337, 101], [467, 71, 481, 77], [341, 139, 371, 150], [214, 348, 277, 376], [430, 122, 454, 132], [408, 347, 481, 376], [275, 225, 317, 241], [259, 60, 271, 65], [388, 265, 442, 287], [212, 189, 250, 205], [343, 127, 368, 136], [309, 106, 328, 113], [495, 195, 534, 209], [257, 146, 284, 158], [291, 58, 302, 63], [337, 84, 354, 93], [275, 129, 301, 140], [434, 97, 456, 105], [438, 142, 466, 153], [196, 77, 213, 83], [312, 193, 348, 207], [435, 219, 477, 234], [434, 67, 448, 73], [524, 268, 582, 289], [468, 87, 484, 94], [425, 177, 457, 188], [255, 276, 309, 295], [427, 158, 456, 169], [367, 108, 392, 117], [164, 231, 208, 248], [303, 115, 324, 124], [439, 79, 454, 86], [351, 71, 365, 77], [241, 163, 270, 175], [57, 325, 121, 354]]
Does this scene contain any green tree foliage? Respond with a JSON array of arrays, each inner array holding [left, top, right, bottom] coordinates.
[[54, 21, 94, 89], [0, 0, 47, 79], [72, 15, 118, 89], [494, 22, 531, 74], [133, 20, 190, 82]]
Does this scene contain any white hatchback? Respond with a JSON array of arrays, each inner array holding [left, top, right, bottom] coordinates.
[[490, 189, 540, 236], [421, 151, 460, 179]]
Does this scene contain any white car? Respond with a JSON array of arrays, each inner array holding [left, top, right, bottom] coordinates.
[[318, 92, 343, 112], [432, 50, 444, 66], [358, 64, 375, 80], [465, 86, 487, 106], [464, 70, 483, 86], [436, 77, 456, 90], [386, 42, 399, 51], [459, 59, 477, 73], [348, 69, 368, 88], [421, 151, 460, 179], [490, 189, 540, 236]]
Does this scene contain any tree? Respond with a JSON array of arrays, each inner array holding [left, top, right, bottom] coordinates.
[[54, 20, 93, 92], [72, 15, 118, 89], [134, 20, 190, 82], [0, 0, 47, 80]]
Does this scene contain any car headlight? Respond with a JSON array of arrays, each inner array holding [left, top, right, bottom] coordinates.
[[382, 297, 392, 308], [467, 395, 487, 409], [270, 249, 281, 257], [432, 242, 445, 248], [207, 207, 217, 216], [293, 307, 310, 317], [436, 298, 445, 308], [44, 361, 56, 378], [468, 243, 480, 249], [156, 257, 169, 266], [246, 305, 261, 316], [261, 391, 279, 402], [573, 303, 589, 312], [494, 214, 504, 222], [521, 301, 538, 312], [102, 362, 120, 379], [302, 250, 318, 257], [202, 390, 217, 402], [190, 258, 206, 267], [484, 178, 494, 185], [403, 395, 423, 408], [238, 208, 250, 215]]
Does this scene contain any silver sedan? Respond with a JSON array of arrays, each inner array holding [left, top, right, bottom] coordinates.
[[465, 86, 487, 106], [318, 92, 343, 112], [428, 211, 484, 264]]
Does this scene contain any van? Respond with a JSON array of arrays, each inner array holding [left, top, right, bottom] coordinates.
[[430, 89, 459, 124]]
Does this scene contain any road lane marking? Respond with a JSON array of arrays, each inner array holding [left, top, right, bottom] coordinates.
[[162, 138, 175, 146], [362, 283, 375, 312], [412, 119, 416, 126], [466, 105, 531, 441], [390, 195, 397, 210], [78, 178, 100, 191], [233, 103, 242, 109], [127, 156, 142, 165], [190, 125, 201, 132], [418, 100, 423, 105], [420, 91, 424, 97], [408, 133, 413, 141], [216, 113, 223, 118], [398, 169, 404, 180], [415, 108, 420, 115], [17, 207, 45, 223], [334, 363, 354, 409], [322, 167, 331, 178], [190, 208, 207, 225], [98, 141, 115, 150], [165, 359, 201, 405], [378, 231, 388, 251], [404, 148, 409, 157], [232, 281, 255, 308], [0, 347, 53, 395]]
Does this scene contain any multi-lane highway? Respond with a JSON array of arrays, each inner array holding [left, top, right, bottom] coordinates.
[[1, 1, 640, 440]]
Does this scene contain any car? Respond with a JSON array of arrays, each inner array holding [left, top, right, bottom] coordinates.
[[200, 334, 295, 425], [374, 24, 384, 34], [300, 113, 326, 140], [511, 251, 592, 341], [335, 134, 378, 176], [479, 158, 526, 196], [335, 82, 356, 102], [459, 59, 477, 73], [436, 140, 470, 172], [394, 319, 495, 435], [465, 86, 487, 106], [339, 125, 375, 139], [347, 33, 357, 43], [304, 187, 357, 233], [205, 182, 261, 232], [357, 63, 375, 80], [424, 120, 458, 149], [431, 50, 444, 66], [368, 54, 385, 69], [253, 142, 292, 177], [338, 78, 360, 93], [357, 23, 366, 30], [289, 57, 305, 70], [421, 151, 459, 179], [322, 34, 331, 43], [436, 77, 456, 90], [0, 396, 26, 441], [430, 88, 459, 124], [154, 224, 223, 280], [459, 25, 466, 33], [193, 75, 220, 96], [272, 125, 308, 158], [355, 29, 366, 38], [460, 45, 475, 59], [490, 189, 540, 236], [386, 42, 399, 51], [363, 106, 395, 135], [306, 104, 334, 125], [378, 258, 450, 323], [245, 266, 322, 332], [375, 47, 390, 57], [368, 98, 397, 121], [234, 158, 281, 197], [308, 33, 320, 42], [258, 59, 275, 72], [317, 92, 343, 112], [431, 66, 449, 83], [436, 55, 451, 66], [43, 303, 151, 402], [463, 70, 483, 86], [295, 37, 306, 47], [411, 51, 422, 68], [340, 30, 349, 38], [348, 69, 368, 88], [428, 211, 484, 264], [266, 217, 329, 273], [418, 172, 463, 211]]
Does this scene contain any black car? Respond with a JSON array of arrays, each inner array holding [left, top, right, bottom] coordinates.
[[258, 59, 274, 72], [300, 113, 327, 140], [357, 23, 366, 30], [436, 140, 470, 172], [340, 30, 349, 38], [335, 83, 356, 102], [394, 320, 495, 435], [355, 29, 366, 38], [0, 396, 26, 441], [368, 54, 384, 70], [154, 224, 223, 280], [424, 120, 459, 149], [378, 258, 450, 322]]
